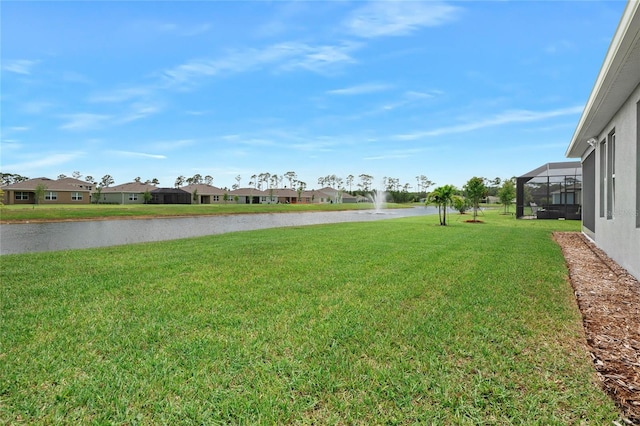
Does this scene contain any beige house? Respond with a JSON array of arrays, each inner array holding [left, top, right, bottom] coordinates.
[[99, 182, 157, 204], [1, 177, 92, 205], [314, 187, 357, 204], [181, 184, 228, 204], [228, 187, 270, 204]]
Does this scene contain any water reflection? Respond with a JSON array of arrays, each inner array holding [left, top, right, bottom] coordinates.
[[1, 207, 438, 255]]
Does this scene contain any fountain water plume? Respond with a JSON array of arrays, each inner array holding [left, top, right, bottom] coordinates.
[[368, 190, 387, 214]]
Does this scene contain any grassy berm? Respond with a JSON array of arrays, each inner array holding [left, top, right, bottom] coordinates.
[[0, 211, 621, 424]]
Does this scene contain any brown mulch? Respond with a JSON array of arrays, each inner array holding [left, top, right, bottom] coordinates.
[[554, 232, 640, 423]]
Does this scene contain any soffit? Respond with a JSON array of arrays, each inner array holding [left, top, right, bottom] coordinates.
[[567, 2, 640, 157]]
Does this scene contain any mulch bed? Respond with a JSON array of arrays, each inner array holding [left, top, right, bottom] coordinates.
[[553, 232, 640, 423]]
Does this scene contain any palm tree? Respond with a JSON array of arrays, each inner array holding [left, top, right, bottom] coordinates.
[[427, 184, 455, 225]]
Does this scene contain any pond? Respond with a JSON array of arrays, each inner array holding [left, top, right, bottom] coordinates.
[[0, 207, 440, 255]]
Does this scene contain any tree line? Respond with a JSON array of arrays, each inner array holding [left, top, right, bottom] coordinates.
[[2, 170, 516, 213]]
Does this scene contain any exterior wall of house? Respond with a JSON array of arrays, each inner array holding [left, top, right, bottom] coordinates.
[[585, 83, 640, 279], [101, 192, 147, 204], [1, 189, 90, 205], [2, 190, 34, 205], [41, 191, 91, 204]]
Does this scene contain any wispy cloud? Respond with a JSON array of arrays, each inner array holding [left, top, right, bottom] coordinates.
[[59, 113, 112, 131], [327, 83, 392, 96], [3, 152, 84, 170], [90, 87, 152, 103], [117, 103, 163, 124], [345, 1, 461, 38], [109, 150, 167, 160], [364, 148, 427, 161], [21, 101, 54, 115], [2, 59, 39, 75], [394, 106, 584, 140], [149, 139, 195, 151], [126, 20, 211, 37], [162, 41, 360, 85], [545, 40, 574, 55], [181, 23, 212, 37]]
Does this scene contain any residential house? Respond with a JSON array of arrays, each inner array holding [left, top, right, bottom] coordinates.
[[1, 177, 92, 205], [269, 188, 299, 204], [228, 187, 269, 204], [316, 187, 357, 203], [565, 0, 639, 279], [150, 188, 191, 204], [99, 182, 157, 204], [181, 184, 227, 204]]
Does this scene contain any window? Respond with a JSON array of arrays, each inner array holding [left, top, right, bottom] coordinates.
[[128, 193, 138, 201], [607, 131, 615, 219], [213, 195, 219, 202], [71, 192, 83, 201], [15, 192, 29, 200], [45, 191, 57, 200], [600, 139, 606, 218], [637, 101, 640, 228]]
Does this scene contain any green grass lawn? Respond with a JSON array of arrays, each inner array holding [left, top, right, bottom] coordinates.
[[0, 202, 405, 222], [0, 212, 619, 424]]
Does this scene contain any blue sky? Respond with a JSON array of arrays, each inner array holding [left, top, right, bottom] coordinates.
[[1, 1, 627, 190]]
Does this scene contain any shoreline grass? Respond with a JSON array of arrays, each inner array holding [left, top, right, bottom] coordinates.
[[0, 202, 408, 223], [0, 211, 620, 423]]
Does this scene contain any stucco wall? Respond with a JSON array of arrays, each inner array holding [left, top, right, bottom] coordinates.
[[1, 190, 90, 205], [101, 193, 147, 204], [585, 83, 640, 279]]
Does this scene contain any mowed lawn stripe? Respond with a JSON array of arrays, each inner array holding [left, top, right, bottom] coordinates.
[[1, 212, 620, 424]]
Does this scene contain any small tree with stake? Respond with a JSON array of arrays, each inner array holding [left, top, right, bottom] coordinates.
[[464, 176, 488, 222], [34, 183, 47, 208], [498, 179, 516, 215]]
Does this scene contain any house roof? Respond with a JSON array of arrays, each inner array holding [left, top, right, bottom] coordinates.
[[518, 161, 581, 179], [1, 177, 92, 192], [57, 177, 94, 189], [101, 182, 157, 193], [228, 187, 268, 195], [181, 184, 226, 195], [566, 1, 640, 157], [317, 187, 357, 199], [270, 188, 298, 197], [151, 187, 190, 194]]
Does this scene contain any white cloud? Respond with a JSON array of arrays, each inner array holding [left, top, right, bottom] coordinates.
[[345, 1, 461, 38], [109, 150, 167, 160], [545, 40, 574, 55], [364, 148, 427, 161], [3, 152, 84, 171], [2, 59, 39, 75], [279, 42, 359, 73], [394, 106, 584, 140], [21, 101, 53, 115], [90, 87, 152, 103], [117, 102, 163, 124], [327, 83, 392, 95], [149, 139, 196, 151], [181, 23, 212, 37], [59, 113, 111, 131], [127, 19, 211, 37], [162, 42, 360, 85]]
